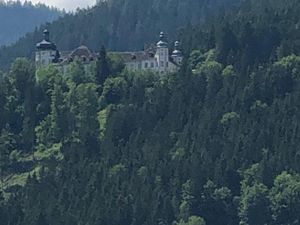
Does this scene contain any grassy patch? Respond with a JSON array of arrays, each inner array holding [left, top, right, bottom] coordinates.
[[2, 143, 63, 194], [98, 107, 109, 140], [34, 143, 63, 161], [3, 166, 42, 190]]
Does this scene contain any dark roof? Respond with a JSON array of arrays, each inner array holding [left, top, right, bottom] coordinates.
[[117, 51, 178, 67], [36, 40, 57, 51], [171, 49, 182, 57], [157, 40, 168, 48], [60, 51, 72, 58], [36, 29, 57, 51], [117, 51, 155, 63], [60, 46, 96, 65], [171, 41, 182, 57], [70, 45, 94, 58], [168, 57, 179, 66]]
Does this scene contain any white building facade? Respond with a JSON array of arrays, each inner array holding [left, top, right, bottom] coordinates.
[[35, 31, 183, 75], [119, 32, 183, 74], [35, 30, 60, 68]]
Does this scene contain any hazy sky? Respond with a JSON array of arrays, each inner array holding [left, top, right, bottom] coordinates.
[[20, 0, 96, 11]]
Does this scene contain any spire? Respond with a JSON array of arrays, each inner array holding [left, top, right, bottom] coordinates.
[[157, 31, 168, 48], [159, 32, 164, 41], [172, 41, 182, 56], [174, 41, 180, 49], [43, 29, 50, 41]]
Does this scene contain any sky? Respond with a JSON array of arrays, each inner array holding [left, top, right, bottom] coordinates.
[[20, 0, 96, 11]]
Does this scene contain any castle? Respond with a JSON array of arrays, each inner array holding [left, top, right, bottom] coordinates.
[[35, 30, 183, 75]]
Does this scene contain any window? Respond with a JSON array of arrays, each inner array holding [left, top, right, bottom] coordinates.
[[151, 62, 154, 68], [161, 61, 164, 67], [166, 62, 169, 67], [145, 62, 148, 68]]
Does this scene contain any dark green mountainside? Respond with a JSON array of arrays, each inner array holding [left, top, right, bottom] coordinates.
[[0, 1, 62, 47], [0, 0, 238, 70], [1, 0, 300, 225]]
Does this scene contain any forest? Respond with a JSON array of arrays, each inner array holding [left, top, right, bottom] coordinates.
[[1, 0, 300, 224], [0, 1, 62, 46], [0, 0, 238, 70]]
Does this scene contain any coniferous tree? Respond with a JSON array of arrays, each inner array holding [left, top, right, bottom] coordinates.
[[96, 46, 110, 86]]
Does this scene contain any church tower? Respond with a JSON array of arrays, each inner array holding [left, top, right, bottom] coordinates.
[[155, 32, 169, 74], [35, 29, 59, 69], [171, 41, 183, 65]]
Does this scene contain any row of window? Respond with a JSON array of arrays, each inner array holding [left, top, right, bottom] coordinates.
[[129, 61, 170, 69], [143, 61, 169, 68], [144, 62, 156, 68], [160, 61, 169, 67]]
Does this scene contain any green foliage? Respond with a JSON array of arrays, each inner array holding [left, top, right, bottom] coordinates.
[[199, 180, 235, 225], [189, 50, 205, 69], [2, 0, 300, 224], [98, 108, 109, 140], [0, 0, 238, 70], [101, 76, 128, 105], [137, 166, 148, 181], [108, 53, 125, 76], [269, 172, 300, 225], [178, 216, 206, 225], [239, 182, 271, 225], [35, 64, 61, 85], [109, 164, 126, 178], [171, 147, 186, 161], [96, 46, 110, 86], [222, 65, 236, 77], [68, 60, 93, 85], [0, 1, 62, 46], [250, 100, 268, 112], [196, 60, 223, 76], [34, 143, 63, 161], [220, 112, 240, 125]]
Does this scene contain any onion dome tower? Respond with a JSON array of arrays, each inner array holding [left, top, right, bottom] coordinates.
[[35, 29, 60, 68], [155, 32, 169, 74], [171, 41, 183, 65], [156, 32, 168, 48]]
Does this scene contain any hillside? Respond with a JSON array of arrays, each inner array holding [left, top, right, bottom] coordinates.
[[1, 0, 300, 224], [0, 0, 239, 70], [0, 1, 62, 47]]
